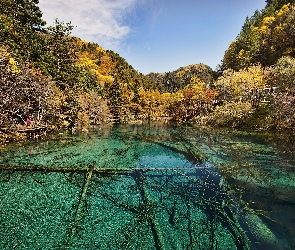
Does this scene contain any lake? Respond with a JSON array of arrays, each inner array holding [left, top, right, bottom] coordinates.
[[0, 123, 294, 249]]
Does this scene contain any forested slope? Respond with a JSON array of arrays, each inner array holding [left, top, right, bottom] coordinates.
[[214, 0, 295, 130], [146, 64, 216, 92], [221, 0, 295, 70], [1, 0, 295, 144], [0, 0, 159, 143]]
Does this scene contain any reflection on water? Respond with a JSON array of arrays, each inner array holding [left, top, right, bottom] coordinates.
[[0, 123, 294, 249]]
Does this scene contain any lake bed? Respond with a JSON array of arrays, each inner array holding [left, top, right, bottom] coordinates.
[[0, 123, 294, 249]]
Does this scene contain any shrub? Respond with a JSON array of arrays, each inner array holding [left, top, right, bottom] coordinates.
[[208, 101, 254, 128], [270, 94, 295, 130]]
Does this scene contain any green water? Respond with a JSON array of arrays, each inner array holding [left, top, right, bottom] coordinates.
[[0, 123, 294, 249]]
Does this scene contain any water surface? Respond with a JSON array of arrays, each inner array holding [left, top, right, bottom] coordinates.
[[0, 123, 294, 249]]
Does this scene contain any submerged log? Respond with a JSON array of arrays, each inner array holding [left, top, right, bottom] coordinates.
[[0, 165, 131, 173], [136, 135, 205, 163], [133, 170, 166, 250], [70, 161, 95, 238], [0, 165, 209, 174]]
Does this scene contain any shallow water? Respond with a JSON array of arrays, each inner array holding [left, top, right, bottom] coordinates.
[[0, 123, 294, 249]]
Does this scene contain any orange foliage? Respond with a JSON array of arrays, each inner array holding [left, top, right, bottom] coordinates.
[[99, 55, 115, 75]]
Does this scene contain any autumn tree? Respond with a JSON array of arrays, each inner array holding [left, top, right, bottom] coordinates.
[[0, 0, 48, 68], [221, 10, 263, 71], [214, 65, 267, 107], [273, 56, 295, 93], [0, 45, 54, 128], [269, 94, 295, 130], [75, 39, 115, 90], [207, 101, 254, 128], [167, 78, 217, 122], [102, 50, 156, 120], [147, 64, 216, 92], [255, 4, 295, 66], [222, 3, 295, 70]]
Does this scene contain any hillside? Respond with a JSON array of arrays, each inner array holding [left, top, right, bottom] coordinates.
[[1, 0, 295, 144], [0, 0, 160, 143], [213, 0, 295, 130], [146, 64, 216, 92], [221, 0, 295, 70]]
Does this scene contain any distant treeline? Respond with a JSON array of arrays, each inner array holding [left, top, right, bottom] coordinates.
[[1, 0, 295, 143]]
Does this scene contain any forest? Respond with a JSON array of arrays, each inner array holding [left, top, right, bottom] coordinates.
[[1, 0, 295, 143]]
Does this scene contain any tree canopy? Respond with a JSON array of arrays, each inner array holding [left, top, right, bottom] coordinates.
[[1, 0, 295, 144], [222, 2, 295, 70]]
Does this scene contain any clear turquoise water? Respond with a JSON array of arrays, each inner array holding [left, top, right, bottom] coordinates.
[[0, 123, 294, 249]]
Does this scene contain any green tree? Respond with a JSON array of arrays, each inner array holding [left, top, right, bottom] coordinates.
[[0, 14, 44, 63], [222, 11, 262, 70], [147, 64, 215, 92], [222, 3, 295, 70], [102, 50, 156, 120], [44, 19, 74, 75], [0, 0, 46, 30]]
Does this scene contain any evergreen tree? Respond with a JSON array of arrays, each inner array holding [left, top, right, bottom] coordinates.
[[0, 0, 46, 30]]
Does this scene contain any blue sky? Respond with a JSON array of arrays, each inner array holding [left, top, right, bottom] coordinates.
[[38, 0, 266, 74]]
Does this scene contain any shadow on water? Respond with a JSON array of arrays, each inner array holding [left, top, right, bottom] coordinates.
[[0, 122, 294, 249]]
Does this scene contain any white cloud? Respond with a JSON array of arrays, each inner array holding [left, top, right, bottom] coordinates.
[[38, 0, 139, 50]]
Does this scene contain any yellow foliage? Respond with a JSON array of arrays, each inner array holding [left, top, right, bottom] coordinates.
[[209, 101, 254, 128], [78, 55, 97, 65], [74, 38, 115, 85], [258, 25, 268, 34], [183, 78, 206, 99], [284, 47, 295, 55], [276, 3, 290, 18], [262, 16, 275, 25], [7, 57, 20, 74], [0, 45, 20, 74], [215, 65, 266, 101], [189, 76, 204, 86], [222, 41, 238, 67], [76, 51, 99, 70], [254, 16, 275, 34], [255, 4, 294, 36], [98, 75, 114, 84], [161, 92, 171, 101], [237, 49, 245, 59], [171, 92, 184, 102], [0, 45, 10, 58], [274, 23, 284, 33], [176, 70, 185, 77], [75, 39, 105, 56], [76, 51, 114, 85], [95, 46, 105, 54], [236, 49, 251, 68], [99, 55, 115, 75], [76, 39, 87, 46]]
